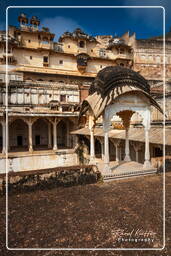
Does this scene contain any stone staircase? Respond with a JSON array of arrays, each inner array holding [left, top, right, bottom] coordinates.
[[96, 161, 157, 181]]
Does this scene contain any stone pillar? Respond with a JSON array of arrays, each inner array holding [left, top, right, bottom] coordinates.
[[131, 142, 143, 163], [2, 121, 6, 154], [143, 127, 152, 169], [104, 130, 111, 173], [118, 110, 133, 162], [89, 128, 95, 163], [124, 127, 131, 161], [48, 122, 52, 149], [28, 122, 33, 153], [101, 140, 104, 160], [53, 119, 57, 151], [113, 140, 120, 162], [89, 115, 95, 164]]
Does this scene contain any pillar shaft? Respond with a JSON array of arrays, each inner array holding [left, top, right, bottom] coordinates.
[[103, 131, 111, 173], [48, 122, 52, 148], [53, 121, 57, 150], [124, 128, 131, 161], [135, 149, 139, 162], [89, 128, 95, 163], [28, 123, 33, 153], [115, 144, 119, 162], [143, 128, 151, 169]]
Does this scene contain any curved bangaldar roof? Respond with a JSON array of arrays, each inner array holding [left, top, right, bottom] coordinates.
[[89, 66, 150, 96], [80, 66, 163, 120]]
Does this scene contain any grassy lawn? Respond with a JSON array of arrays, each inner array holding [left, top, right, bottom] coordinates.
[[0, 172, 170, 256]]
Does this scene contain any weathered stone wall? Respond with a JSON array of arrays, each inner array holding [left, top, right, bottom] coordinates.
[[0, 165, 102, 195], [0, 152, 78, 173]]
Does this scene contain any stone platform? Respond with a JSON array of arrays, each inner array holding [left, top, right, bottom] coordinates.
[[96, 160, 157, 181]]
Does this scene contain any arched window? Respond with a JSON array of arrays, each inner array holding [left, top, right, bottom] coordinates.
[[79, 41, 85, 48]]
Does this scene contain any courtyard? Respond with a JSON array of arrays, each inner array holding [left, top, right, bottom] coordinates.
[[0, 172, 170, 255]]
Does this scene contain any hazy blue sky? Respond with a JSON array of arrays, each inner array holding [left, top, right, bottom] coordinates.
[[0, 0, 170, 41]]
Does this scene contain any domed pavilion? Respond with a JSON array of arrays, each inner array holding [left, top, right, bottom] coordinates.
[[79, 66, 163, 174]]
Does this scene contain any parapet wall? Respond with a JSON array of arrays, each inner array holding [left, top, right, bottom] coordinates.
[[0, 165, 101, 195], [0, 151, 78, 174]]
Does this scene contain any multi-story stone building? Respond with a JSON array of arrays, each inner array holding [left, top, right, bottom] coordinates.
[[0, 13, 170, 173]]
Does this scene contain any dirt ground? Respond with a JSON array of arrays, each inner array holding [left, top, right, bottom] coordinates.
[[0, 172, 170, 256]]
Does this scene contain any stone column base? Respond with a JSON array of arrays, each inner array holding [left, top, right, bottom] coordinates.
[[143, 160, 152, 169], [124, 155, 131, 162], [29, 147, 33, 153], [103, 163, 112, 174]]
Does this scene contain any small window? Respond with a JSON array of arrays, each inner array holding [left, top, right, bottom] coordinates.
[[79, 41, 85, 48], [100, 65, 103, 68], [91, 49, 93, 52], [99, 49, 106, 57], [43, 56, 48, 63], [68, 45, 70, 48], [60, 95, 66, 102], [28, 40, 31, 43], [119, 48, 125, 54], [59, 60, 63, 65], [30, 56, 32, 60], [120, 63, 124, 67]]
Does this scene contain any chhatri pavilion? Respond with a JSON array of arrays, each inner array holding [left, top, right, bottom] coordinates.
[[74, 66, 163, 177]]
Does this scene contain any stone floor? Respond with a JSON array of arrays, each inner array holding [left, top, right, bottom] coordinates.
[[96, 160, 157, 180]]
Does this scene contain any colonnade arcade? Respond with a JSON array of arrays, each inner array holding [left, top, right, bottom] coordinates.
[[88, 92, 152, 173], [0, 117, 76, 154], [85, 136, 144, 164]]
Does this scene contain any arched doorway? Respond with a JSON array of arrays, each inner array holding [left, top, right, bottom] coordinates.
[[32, 118, 48, 150], [57, 119, 76, 149], [9, 119, 28, 152], [57, 120, 67, 149], [95, 139, 102, 158]]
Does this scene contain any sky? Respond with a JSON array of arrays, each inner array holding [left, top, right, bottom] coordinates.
[[0, 0, 170, 41]]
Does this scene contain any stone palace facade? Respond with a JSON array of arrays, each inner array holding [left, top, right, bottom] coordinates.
[[0, 13, 170, 173]]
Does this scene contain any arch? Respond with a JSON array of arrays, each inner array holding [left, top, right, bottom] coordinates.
[[95, 138, 102, 158], [57, 120, 67, 148], [103, 91, 151, 132], [9, 119, 28, 152], [32, 118, 49, 150]]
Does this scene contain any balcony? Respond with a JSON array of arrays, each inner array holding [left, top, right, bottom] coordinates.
[[39, 41, 52, 49], [115, 53, 133, 60], [77, 47, 88, 54]]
